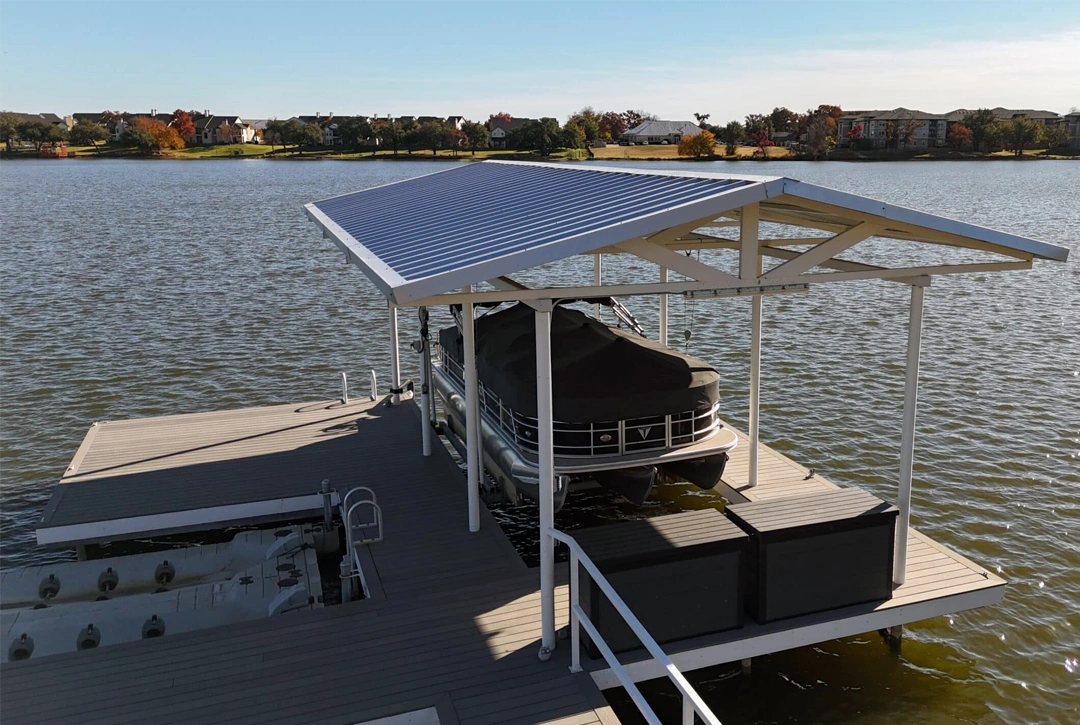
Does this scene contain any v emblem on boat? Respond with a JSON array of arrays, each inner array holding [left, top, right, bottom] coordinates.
[[639, 427, 652, 440]]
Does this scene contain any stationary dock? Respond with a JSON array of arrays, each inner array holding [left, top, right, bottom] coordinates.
[[35, 399, 386, 548], [4, 397, 1005, 724], [3, 399, 618, 725]]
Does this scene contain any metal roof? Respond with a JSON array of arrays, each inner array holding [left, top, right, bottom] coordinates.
[[306, 160, 1069, 306]]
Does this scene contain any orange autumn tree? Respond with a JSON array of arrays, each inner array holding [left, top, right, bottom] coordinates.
[[171, 109, 196, 142], [132, 116, 185, 150], [677, 129, 716, 158]]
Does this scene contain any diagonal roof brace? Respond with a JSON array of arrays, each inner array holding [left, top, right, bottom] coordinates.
[[760, 222, 881, 282]]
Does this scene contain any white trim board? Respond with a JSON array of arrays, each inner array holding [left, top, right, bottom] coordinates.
[[589, 581, 1004, 689], [36, 493, 339, 548]]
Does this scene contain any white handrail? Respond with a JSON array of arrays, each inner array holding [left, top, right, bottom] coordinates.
[[370, 370, 378, 401], [340, 372, 349, 404], [549, 527, 721, 725]]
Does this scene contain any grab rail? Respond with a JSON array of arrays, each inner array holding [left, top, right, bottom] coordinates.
[[340, 487, 382, 600], [369, 370, 378, 401], [549, 527, 721, 725]]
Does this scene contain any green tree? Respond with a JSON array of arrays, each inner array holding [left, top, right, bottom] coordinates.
[[0, 111, 21, 151], [17, 120, 57, 151], [417, 120, 455, 156], [376, 120, 405, 156], [1043, 124, 1068, 150], [461, 121, 490, 154], [560, 122, 586, 150], [338, 116, 374, 149], [264, 119, 289, 151], [566, 108, 601, 142], [769, 107, 797, 133], [960, 109, 1001, 153], [619, 109, 655, 131], [744, 114, 771, 135], [720, 120, 743, 156], [805, 113, 836, 159], [287, 120, 323, 154], [693, 112, 711, 128], [519, 118, 562, 155], [70, 119, 110, 150], [1002, 117, 1043, 156], [121, 125, 158, 153]]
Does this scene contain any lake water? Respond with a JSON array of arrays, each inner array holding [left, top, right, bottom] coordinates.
[[1, 158, 1077, 723]]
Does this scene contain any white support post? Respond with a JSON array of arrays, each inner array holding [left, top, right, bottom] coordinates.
[[659, 266, 668, 346], [749, 295, 762, 488], [593, 253, 602, 319], [742, 203, 762, 489], [535, 305, 557, 660], [894, 284, 925, 586], [388, 302, 401, 405], [419, 307, 433, 457], [462, 289, 481, 533]]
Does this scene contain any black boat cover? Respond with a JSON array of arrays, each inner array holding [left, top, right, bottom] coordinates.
[[440, 303, 719, 423]]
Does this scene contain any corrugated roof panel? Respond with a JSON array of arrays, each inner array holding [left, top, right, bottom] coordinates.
[[311, 161, 756, 283]]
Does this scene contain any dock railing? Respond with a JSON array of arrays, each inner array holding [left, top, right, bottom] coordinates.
[[548, 528, 721, 725]]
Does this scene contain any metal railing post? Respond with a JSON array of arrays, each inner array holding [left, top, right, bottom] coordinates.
[[340, 372, 349, 404], [749, 294, 762, 487], [659, 266, 668, 346], [389, 301, 401, 405], [463, 287, 481, 533], [570, 548, 581, 673], [535, 305, 557, 660]]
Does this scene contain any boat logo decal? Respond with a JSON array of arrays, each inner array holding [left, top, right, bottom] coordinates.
[[639, 427, 652, 440]]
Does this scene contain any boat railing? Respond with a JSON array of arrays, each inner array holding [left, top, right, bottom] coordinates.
[[549, 527, 722, 725], [438, 350, 720, 458]]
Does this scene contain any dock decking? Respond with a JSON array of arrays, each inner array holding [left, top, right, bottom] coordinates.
[[4, 400, 1005, 724], [36, 400, 393, 547], [4, 399, 618, 725]]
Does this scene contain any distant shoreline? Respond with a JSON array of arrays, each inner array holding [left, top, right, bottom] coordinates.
[[2, 146, 1077, 162]]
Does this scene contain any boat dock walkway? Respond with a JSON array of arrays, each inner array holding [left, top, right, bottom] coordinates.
[[3, 399, 1004, 724], [3, 399, 618, 725]]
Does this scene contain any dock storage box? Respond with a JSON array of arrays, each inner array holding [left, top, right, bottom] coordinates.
[[725, 488, 898, 624], [572, 509, 747, 658]]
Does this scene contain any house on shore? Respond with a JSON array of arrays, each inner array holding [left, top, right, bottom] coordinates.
[[837, 108, 948, 150], [193, 113, 255, 144], [14, 112, 72, 131], [620, 120, 701, 145], [488, 117, 535, 149]]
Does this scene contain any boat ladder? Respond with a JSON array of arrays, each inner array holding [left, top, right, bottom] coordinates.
[[550, 527, 722, 725], [340, 487, 383, 599]]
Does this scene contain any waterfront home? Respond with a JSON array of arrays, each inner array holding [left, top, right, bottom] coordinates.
[[837, 108, 948, 149], [620, 120, 702, 145], [13, 112, 72, 131], [488, 117, 535, 148], [194, 113, 255, 144]]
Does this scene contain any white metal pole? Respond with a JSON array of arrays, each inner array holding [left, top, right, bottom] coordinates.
[[748, 295, 762, 488], [462, 289, 481, 533], [894, 284, 925, 586], [419, 308, 432, 457], [659, 266, 668, 346], [535, 306, 557, 660], [389, 302, 401, 405], [593, 253, 602, 319], [742, 203, 762, 489]]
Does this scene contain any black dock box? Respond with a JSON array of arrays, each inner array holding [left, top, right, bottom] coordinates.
[[572, 509, 747, 658], [725, 487, 898, 624]]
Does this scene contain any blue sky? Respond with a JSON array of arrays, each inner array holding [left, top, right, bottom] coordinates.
[[2, 1, 1078, 121]]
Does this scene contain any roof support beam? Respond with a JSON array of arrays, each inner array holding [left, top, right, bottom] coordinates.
[[615, 238, 741, 285], [487, 276, 530, 291], [783, 260, 1031, 285], [761, 222, 880, 282]]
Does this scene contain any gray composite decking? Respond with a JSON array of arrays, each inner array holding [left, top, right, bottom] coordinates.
[[3, 399, 618, 725], [36, 399, 418, 547]]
